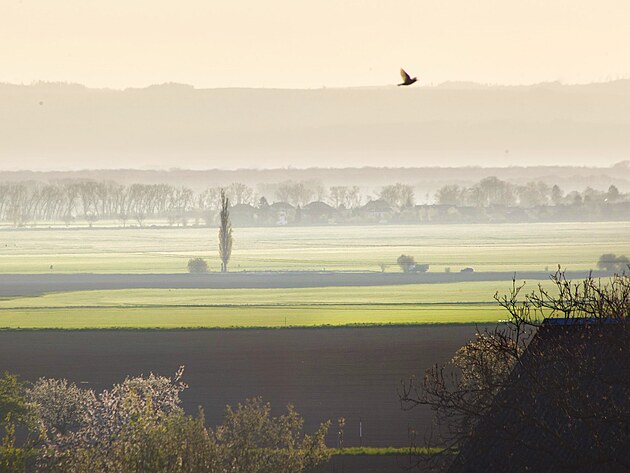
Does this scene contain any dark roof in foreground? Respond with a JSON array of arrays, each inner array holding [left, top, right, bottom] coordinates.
[[448, 317, 630, 473]]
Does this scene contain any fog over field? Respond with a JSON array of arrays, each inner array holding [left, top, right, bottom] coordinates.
[[2, 164, 630, 197]]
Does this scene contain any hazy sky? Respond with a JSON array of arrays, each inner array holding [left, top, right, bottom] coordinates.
[[2, 0, 630, 89]]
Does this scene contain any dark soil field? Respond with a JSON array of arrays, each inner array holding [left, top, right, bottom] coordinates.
[[0, 326, 481, 448], [0, 270, 602, 296]]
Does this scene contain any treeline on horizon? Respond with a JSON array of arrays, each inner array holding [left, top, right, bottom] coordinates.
[[434, 176, 625, 207], [0, 176, 629, 227], [2, 163, 629, 192]]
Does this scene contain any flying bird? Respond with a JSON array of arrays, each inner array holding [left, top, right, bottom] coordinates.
[[398, 68, 417, 86]]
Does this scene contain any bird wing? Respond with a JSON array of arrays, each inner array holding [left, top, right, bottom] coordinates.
[[400, 68, 411, 81]]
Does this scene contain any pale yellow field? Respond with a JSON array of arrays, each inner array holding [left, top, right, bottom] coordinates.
[[0, 222, 627, 274]]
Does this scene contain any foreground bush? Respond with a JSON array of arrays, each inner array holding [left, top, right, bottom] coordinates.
[[214, 398, 330, 473], [0, 368, 330, 472], [42, 406, 218, 473], [1, 372, 40, 472]]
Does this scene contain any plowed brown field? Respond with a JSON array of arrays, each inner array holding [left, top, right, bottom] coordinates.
[[0, 326, 482, 448]]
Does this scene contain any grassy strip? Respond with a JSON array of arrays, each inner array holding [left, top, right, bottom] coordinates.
[[331, 447, 445, 456], [0, 282, 522, 308], [0, 322, 497, 333], [0, 302, 496, 310], [0, 304, 505, 329]]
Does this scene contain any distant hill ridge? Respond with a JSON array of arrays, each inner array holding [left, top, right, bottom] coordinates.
[[1, 165, 629, 194], [1, 80, 629, 171]]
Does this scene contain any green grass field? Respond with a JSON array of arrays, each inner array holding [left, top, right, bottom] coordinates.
[[0, 280, 551, 329], [0, 304, 505, 329], [0, 222, 624, 329], [0, 222, 628, 274], [0, 281, 542, 307]]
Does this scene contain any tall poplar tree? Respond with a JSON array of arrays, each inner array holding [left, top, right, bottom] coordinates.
[[218, 189, 233, 273]]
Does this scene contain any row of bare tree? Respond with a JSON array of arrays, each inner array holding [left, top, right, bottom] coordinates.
[[0, 180, 195, 226], [435, 176, 628, 208], [0, 180, 413, 225], [2, 176, 626, 225]]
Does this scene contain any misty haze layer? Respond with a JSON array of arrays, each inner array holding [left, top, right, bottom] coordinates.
[[1, 81, 630, 170]]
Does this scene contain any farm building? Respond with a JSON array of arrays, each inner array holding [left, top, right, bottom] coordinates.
[[302, 201, 339, 224], [448, 317, 630, 473], [359, 199, 394, 223], [269, 201, 296, 225]]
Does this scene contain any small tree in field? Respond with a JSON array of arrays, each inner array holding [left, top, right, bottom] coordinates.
[[187, 258, 209, 273], [218, 190, 233, 273], [597, 253, 629, 272], [397, 254, 416, 273]]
